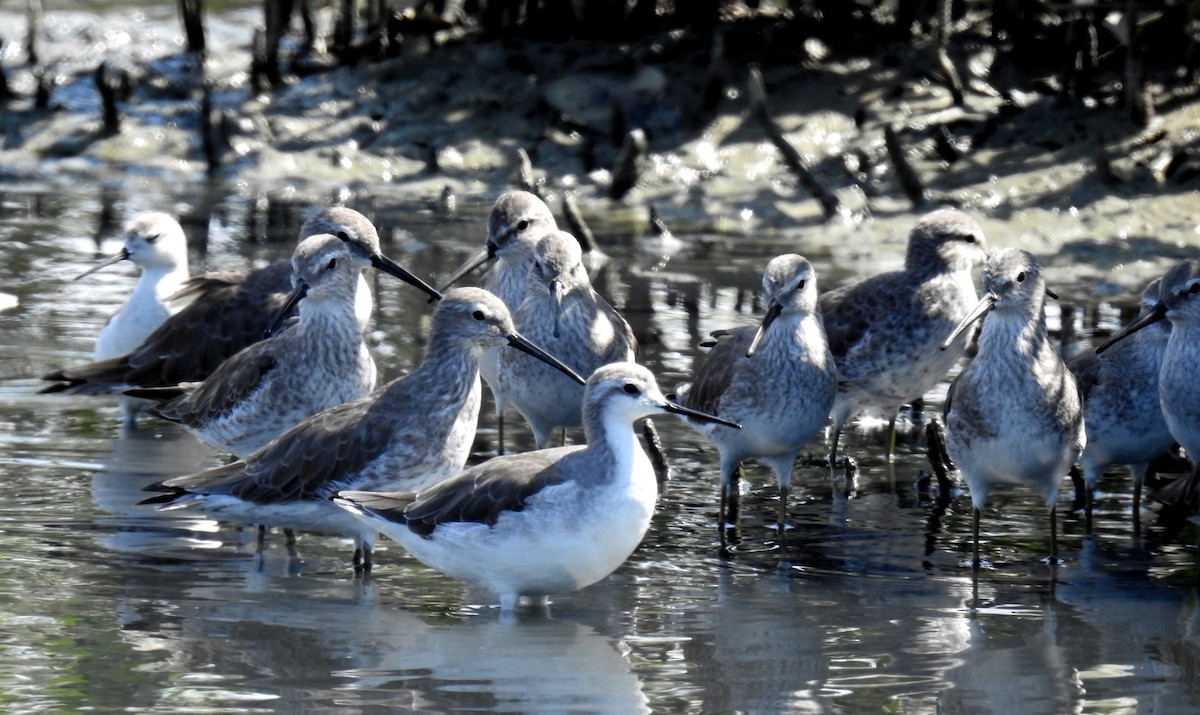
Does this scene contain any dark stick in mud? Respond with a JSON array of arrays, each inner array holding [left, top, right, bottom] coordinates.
[[884, 124, 927, 210], [609, 129, 646, 201], [178, 0, 206, 55], [747, 67, 840, 220], [562, 193, 598, 254], [94, 61, 121, 135]]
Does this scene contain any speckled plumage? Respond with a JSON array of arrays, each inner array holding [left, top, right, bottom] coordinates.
[[84, 212, 191, 361], [1098, 259, 1200, 508], [143, 234, 378, 457], [943, 248, 1085, 566], [43, 207, 438, 391], [438, 191, 559, 451], [1067, 278, 1172, 514], [140, 288, 582, 569], [497, 231, 637, 448], [821, 209, 987, 462], [676, 254, 837, 528], [334, 363, 737, 612]]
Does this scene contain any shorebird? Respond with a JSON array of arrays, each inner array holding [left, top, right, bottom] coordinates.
[[438, 191, 558, 452], [333, 362, 739, 613], [1097, 259, 1200, 510], [43, 207, 440, 394], [941, 248, 1085, 568], [130, 234, 379, 457], [675, 254, 837, 534], [496, 230, 637, 448], [820, 209, 987, 464], [78, 212, 191, 361], [1067, 277, 1173, 519], [139, 288, 584, 570]]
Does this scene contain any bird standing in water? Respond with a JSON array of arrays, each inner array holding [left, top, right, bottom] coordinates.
[[941, 247, 1084, 568], [675, 254, 836, 539], [335, 362, 739, 613], [1097, 259, 1200, 512], [132, 234, 380, 457], [821, 209, 987, 465]]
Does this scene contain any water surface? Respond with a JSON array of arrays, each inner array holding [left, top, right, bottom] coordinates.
[[0, 181, 1197, 714]]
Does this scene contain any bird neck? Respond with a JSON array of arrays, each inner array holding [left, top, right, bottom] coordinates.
[[135, 263, 188, 307], [579, 405, 650, 487], [297, 289, 360, 334], [488, 252, 536, 309], [977, 304, 1052, 366], [352, 272, 373, 330]]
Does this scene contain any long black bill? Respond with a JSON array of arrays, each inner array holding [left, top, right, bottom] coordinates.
[[1095, 302, 1167, 354], [940, 292, 996, 351], [660, 401, 742, 429], [264, 279, 308, 338], [505, 332, 587, 385], [438, 244, 496, 293], [745, 302, 783, 358], [74, 248, 130, 280], [372, 253, 443, 303]]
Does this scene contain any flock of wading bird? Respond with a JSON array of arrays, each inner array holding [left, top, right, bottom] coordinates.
[[40, 190, 1200, 612]]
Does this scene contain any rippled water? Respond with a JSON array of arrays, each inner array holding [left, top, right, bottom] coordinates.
[[1, 181, 1198, 714]]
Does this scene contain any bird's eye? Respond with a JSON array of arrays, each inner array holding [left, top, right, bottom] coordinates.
[[1016, 271, 1026, 283], [145, 233, 162, 244], [962, 233, 976, 243], [516, 220, 530, 232], [336, 231, 351, 242], [327, 258, 337, 270], [472, 310, 486, 321], [1189, 282, 1200, 295], [623, 383, 639, 395], [797, 279, 806, 290]]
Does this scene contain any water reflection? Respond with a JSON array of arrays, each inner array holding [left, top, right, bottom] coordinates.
[[115, 575, 650, 712]]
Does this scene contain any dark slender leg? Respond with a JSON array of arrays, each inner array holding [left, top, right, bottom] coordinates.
[[497, 413, 506, 456], [777, 484, 789, 550], [972, 507, 981, 570], [719, 483, 730, 549], [886, 415, 897, 461], [1050, 506, 1059, 564], [284, 527, 296, 546], [829, 427, 842, 468]]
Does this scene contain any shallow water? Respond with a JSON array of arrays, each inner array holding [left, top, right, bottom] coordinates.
[[0, 179, 1197, 714]]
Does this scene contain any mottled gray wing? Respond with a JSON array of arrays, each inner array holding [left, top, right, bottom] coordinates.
[[1064, 349, 1101, 403], [148, 347, 280, 427], [124, 261, 293, 386], [680, 325, 753, 415], [148, 392, 393, 505], [345, 449, 575, 538], [47, 261, 292, 389], [818, 281, 886, 361]]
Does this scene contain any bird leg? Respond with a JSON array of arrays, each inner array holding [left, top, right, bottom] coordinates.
[[972, 507, 981, 571]]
